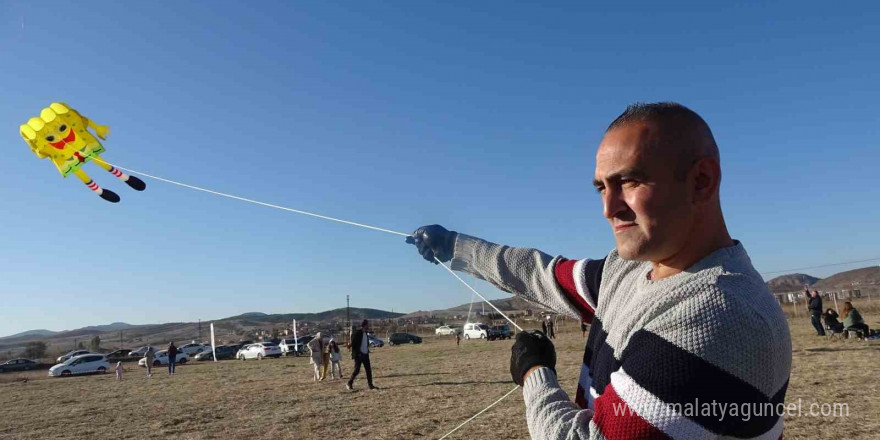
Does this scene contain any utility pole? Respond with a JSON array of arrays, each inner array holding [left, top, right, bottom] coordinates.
[[346, 295, 350, 341], [198, 319, 202, 342], [120, 331, 123, 349]]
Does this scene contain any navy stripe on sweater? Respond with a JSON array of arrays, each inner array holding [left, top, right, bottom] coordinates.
[[621, 330, 785, 438]]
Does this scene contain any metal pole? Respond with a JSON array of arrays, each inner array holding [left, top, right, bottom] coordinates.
[[346, 295, 350, 341], [198, 319, 202, 342], [293, 319, 298, 355]]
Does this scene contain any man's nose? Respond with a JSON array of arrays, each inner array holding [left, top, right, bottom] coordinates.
[[602, 187, 627, 220]]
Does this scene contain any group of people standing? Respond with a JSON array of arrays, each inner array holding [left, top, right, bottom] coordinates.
[[307, 319, 377, 390], [141, 342, 179, 377], [807, 290, 871, 339], [306, 332, 342, 381]]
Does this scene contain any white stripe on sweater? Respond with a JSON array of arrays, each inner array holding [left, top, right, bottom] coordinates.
[[610, 369, 715, 440], [573, 259, 597, 311]]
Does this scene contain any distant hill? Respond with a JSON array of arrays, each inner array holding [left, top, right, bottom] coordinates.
[[0, 308, 404, 355], [220, 308, 404, 325], [401, 297, 546, 319], [0, 329, 57, 340], [766, 273, 821, 294], [812, 266, 880, 290]]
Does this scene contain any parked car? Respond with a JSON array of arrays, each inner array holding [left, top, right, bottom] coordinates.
[[366, 334, 384, 348], [0, 359, 37, 373], [105, 349, 137, 363], [194, 345, 237, 361], [236, 343, 282, 360], [435, 325, 459, 335], [280, 337, 311, 356], [462, 323, 490, 340], [489, 324, 511, 340], [128, 346, 155, 358], [49, 354, 110, 377], [228, 341, 253, 352], [180, 343, 211, 356], [137, 350, 190, 367], [389, 333, 423, 345], [56, 350, 94, 363]]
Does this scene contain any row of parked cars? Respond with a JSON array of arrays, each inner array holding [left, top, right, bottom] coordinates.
[[436, 323, 511, 340], [14, 330, 435, 378]]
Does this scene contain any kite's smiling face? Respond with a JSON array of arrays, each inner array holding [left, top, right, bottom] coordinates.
[[43, 122, 76, 147]]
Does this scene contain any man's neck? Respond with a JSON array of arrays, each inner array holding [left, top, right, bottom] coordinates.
[[650, 225, 734, 280]]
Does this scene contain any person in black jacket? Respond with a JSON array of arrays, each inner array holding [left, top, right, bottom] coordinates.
[[347, 320, 376, 390], [807, 290, 825, 336], [823, 308, 844, 333], [167, 342, 178, 376]]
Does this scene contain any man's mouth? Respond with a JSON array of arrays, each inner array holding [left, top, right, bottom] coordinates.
[[614, 223, 637, 233]]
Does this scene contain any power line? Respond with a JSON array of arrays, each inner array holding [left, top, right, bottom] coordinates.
[[760, 257, 880, 276]]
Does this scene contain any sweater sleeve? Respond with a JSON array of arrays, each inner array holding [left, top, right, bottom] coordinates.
[[450, 233, 603, 321], [522, 367, 593, 440]]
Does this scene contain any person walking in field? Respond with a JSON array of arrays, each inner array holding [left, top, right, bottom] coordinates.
[[167, 342, 178, 376], [144, 346, 155, 377], [328, 339, 342, 379], [408, 102, 791, 439], [308, 332, 325, 381], [346, 320, 377, 391], [807, 289, 826, 336], [115, 361, 123, 380], [580, 321, 588, 338], [456, 332, 461, 347]]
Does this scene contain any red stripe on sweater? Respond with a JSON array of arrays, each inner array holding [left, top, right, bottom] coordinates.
[[553, 258, 595, 322], [593, 383, 672, 440]]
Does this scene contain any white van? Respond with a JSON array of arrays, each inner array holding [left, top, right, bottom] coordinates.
[[462, 323, 490, 340]]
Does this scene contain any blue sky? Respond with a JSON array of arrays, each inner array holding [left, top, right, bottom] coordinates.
[[1, 1, 877, 337]]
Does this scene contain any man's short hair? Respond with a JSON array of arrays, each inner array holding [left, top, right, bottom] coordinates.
[[606, 102, 720, 180], [361, 319, 369, 328]]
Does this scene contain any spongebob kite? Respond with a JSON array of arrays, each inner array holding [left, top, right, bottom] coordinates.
[[19, 102, 145, 203]]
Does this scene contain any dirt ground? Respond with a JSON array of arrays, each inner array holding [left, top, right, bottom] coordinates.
[[1, 310, 877, 440]]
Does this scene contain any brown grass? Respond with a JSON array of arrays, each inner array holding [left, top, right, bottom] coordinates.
[[0, 309, 877, 440]]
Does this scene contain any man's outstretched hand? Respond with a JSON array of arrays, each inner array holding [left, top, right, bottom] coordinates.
[[406, 225, 457, 264], [510, 330, 556, 386]]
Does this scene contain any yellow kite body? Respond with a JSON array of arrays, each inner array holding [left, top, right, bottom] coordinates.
[[18, 102, 145, 203], [19, 102, 108, 177]]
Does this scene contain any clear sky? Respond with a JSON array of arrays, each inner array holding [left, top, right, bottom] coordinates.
[[1, 1, 878, 337]]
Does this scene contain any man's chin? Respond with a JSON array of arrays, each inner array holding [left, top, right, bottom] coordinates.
[[615, 242, 651, 261]]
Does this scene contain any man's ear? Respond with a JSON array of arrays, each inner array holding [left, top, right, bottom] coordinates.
[[690, 157, 721, 205]]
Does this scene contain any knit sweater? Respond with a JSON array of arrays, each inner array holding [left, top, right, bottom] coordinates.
[[451, 234, 792, 440]]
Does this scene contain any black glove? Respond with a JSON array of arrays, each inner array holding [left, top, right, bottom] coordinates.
[[510, 330, 556, 386], [405, 225, 457, 264]]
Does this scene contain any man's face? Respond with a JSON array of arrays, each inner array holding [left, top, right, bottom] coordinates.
[[593, 122, 694, 261]]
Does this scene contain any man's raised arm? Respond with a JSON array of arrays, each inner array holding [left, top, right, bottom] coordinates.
[[408, 225, 604, 322]]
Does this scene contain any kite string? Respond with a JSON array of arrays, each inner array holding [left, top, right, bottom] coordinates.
[[93, 158, 410, 237], [437, 385, 521, 440], [435, 258, 524, 332], [100, 159, 526, 333]]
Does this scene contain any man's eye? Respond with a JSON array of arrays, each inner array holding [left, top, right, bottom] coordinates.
[[623, 180, 640, 188], [594, 186, 605, 194], [58, 124, 67, 131], [45, 135, 56, 142]]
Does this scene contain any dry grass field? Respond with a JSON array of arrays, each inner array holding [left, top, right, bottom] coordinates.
[[1, 305, 877, 440]]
